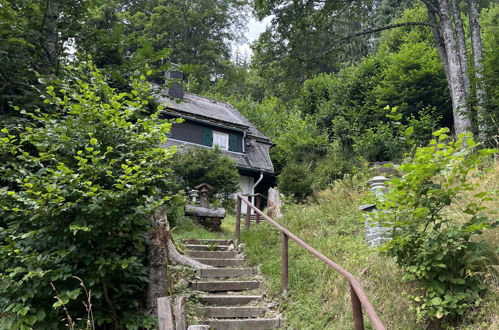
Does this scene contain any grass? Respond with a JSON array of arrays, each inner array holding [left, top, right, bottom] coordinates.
[[241, 174, 418, 329], [174, 163, 498, 330], [172, 214, 236, 241]]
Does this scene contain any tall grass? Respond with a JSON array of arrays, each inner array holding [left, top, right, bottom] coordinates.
[[240, 167, 498, 330]]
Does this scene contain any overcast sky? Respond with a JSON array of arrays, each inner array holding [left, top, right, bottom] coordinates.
[[233, 15, 273, 61]]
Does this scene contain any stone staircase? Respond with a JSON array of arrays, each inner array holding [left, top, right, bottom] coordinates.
[[183, 238, 281, 330]]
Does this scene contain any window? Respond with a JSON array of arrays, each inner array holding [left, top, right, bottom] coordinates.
[[213, 131, 229, 150]]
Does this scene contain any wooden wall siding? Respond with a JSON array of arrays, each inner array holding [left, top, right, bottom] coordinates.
[[170, 120, 204, 144], [169, 118, 243, 152]]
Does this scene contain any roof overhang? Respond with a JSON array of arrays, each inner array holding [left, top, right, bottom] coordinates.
[[236, 165, 275, 176]]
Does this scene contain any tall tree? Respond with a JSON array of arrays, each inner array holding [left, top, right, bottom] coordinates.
[[252, 0, 491, 137], [0, 0, 89, 116], [77, 0, 250, 91]]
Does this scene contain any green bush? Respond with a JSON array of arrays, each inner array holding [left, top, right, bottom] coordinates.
[[353, 123, 407, 162], [0, 60, 176, 329], [312, 142, 367, 191], [278, 162, 314, 201], [378, 128, 498, 325], [171, 146, 239, 205]]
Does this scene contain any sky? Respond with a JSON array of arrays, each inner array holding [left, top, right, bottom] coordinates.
[[233, 15, 273, 61]]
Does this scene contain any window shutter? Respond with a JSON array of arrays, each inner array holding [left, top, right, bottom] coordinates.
[[202, 128, 213, 146], [229, 134, 238, 152]]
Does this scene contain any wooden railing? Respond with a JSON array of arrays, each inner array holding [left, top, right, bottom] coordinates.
[[235, 194, 385, 330]]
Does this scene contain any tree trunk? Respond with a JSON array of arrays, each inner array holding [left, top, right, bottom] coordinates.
[[467, 0, 488, 140], [147, 209, 170, 314], [450, 0, 470, 96], [147, 208, 213, 314], [436, 0, 473, 135], [41, 0, 60, 74], [267, 188, 282, 219], [426, 4, 451, 86]]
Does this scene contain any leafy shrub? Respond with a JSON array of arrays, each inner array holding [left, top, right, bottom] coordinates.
[[0, 60, 176, 328], [378, 128, 498, 325], [312, 142, 367, 191], [353, 123, 407, 162], [171, 146, 239, 205], [278, 162, 314, 201]]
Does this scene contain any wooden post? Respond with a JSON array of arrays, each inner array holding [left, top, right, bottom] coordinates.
[[245, 196, 251, 228], [281, 232, 288, 293], [235, 196, 241, 241], [157, 297, 174, 330], [255, 194, 261, 224], [350, 284, 365, 330], [173, 296, 186, 330]]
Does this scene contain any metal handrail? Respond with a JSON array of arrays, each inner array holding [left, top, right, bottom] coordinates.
[[235, 194, 385, 330]]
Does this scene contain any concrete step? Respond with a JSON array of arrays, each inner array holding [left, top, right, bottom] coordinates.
[[203, 318, 281, 330], [190, 280, 259, 292], [182, 239, 232, 245], [194, 258, 245, 267], [185, 244, 230, 251], [197, 267, 254, 279], [199, 294, 262, 306], [196, 306, 267, 318], [187, 250, 239, 259]]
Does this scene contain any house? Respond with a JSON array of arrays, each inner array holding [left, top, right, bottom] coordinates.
[[153, 69, 275, 202]]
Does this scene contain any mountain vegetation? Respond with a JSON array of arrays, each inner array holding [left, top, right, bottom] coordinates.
[[0, 0, 497, 328]]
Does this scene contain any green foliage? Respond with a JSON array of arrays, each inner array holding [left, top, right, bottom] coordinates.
[[353, 123, 406, 162], [481, 3, 499, 145], [311, 142, 367, 191], [373, 0, 416, 27], [80, 0, 250, 91], [0, 0, 89, 115], [277, 162, 314, 202], [241, 174, 421, 329], [379, 129, 498, 324], [252, 0, 373, 97], [171, 146, 239, 203], [0, 60, 176, 328]]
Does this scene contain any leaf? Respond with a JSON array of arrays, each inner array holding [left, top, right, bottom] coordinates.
[[431, 297, 442, 305], [90, 138, 98, 145], [403, 126, 414, 136], [474, 192, 488, 198], [36, 309, 46, 321]]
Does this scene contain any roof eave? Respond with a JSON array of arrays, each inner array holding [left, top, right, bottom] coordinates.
[[163, 108, 249, 132]]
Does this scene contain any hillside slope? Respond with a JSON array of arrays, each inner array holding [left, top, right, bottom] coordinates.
[[239, 167, 498, 329]]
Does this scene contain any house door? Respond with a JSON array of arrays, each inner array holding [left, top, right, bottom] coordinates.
[[238, 175, 254, 215]]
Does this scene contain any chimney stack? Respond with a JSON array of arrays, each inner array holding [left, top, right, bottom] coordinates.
[[166, 66, 184, 99]]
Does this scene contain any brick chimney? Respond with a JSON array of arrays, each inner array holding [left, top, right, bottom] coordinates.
[[166, 67, 184, 99]]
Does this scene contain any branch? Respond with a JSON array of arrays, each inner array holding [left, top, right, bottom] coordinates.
[[339, 22, 438, 41], [299, 21, 438, 63]]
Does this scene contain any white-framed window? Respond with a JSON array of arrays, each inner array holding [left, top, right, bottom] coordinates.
[[213, 131, 229, 150]]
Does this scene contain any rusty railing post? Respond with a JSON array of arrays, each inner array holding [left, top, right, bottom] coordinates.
[[255, 194, 261, 224], [245, 196, 251, 228], [350, 284, 364, 330], [235, 195, 241, 241], [281, 232, 288, 293]]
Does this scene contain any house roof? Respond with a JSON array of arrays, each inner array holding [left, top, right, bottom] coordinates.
[[153, 85, 270, 141], [162, 138, 274, 174], [153, 84, 274, 174]]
